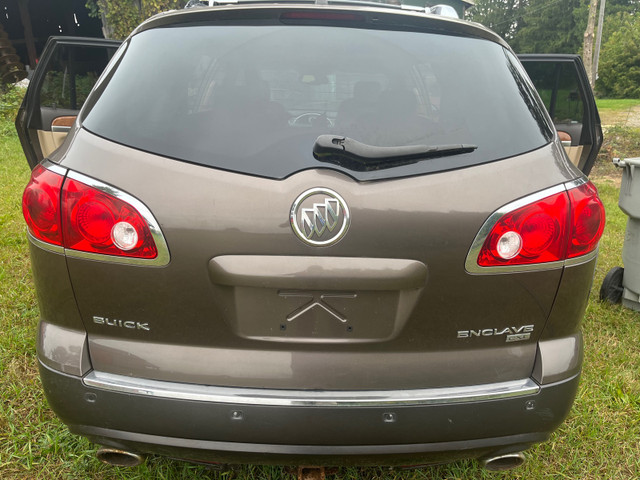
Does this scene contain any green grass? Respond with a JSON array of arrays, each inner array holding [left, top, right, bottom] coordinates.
[[595, 98, 640, 112], [596, 99, 640, 127], [1, 115, 640, 479]]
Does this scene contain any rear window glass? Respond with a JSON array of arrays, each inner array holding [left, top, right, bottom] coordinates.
[[83, 24, 553, 180]]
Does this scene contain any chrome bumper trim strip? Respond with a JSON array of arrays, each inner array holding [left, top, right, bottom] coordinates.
[[83, 371, 540, 407]]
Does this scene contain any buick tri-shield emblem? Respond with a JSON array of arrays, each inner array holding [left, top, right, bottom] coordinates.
[[290, 188, 350, 246]]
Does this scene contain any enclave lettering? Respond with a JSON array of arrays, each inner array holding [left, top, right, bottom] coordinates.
[[457, 325, 534, 339]]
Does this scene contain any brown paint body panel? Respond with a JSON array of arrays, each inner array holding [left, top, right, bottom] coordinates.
[[55, 129, 584, 390]]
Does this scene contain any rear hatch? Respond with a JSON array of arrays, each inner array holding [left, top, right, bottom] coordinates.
[[59, 7, 577, 390]]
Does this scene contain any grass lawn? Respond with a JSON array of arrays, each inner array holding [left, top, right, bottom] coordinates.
[[595, 98, 640, 111], [1, 113, 639, 479], [596, 99, 640, 128]]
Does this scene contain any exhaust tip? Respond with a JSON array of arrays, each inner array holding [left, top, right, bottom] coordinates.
[[481, 452, 525, 471], [97, 448, 145, 467]]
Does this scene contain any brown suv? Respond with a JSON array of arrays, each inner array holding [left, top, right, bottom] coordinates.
[[17, 1, 604, 471]]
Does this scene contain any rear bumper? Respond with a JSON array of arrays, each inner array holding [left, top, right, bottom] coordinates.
[[39, 361, 580, 466]]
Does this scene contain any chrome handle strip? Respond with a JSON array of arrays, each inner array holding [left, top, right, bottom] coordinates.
[[83, 371, 540, 407], [51, 125, 71, 133]]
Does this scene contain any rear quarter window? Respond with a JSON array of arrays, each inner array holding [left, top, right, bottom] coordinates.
[[82, 23, 554, 180]]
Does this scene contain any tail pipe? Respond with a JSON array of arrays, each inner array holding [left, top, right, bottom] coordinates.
[[96, 448, 145, 467], [480, 452, 525, 471]]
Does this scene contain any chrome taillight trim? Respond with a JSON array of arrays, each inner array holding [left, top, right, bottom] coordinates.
[[465, 178, 596, 274], [27, 230, 65, 255], [565, 248, 599, 267], [42, 159, 68, 177], [64, 170, 170, 266], [36, 162, 170, 266], [83, 370, 540, 407]]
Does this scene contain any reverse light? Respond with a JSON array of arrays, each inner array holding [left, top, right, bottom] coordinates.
[[111, 221, 139, 251], [496, 231, 523, 260], [62, 177, 158, 259], [475, 181, 605, 269], [22, 165, 164, 262]]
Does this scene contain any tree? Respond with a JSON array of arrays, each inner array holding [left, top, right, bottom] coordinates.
[[596, 15, 640, 98], [509, 0, 585, 53], [86, 0, 183, 40], [574, 0, 640, 50], [468, 0, 525, 40]]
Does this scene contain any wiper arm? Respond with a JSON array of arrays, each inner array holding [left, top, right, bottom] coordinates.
[[313, 135, 477, 171]]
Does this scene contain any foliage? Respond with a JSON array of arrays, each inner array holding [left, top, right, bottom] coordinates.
[[471, 0, 639, 55], [0, 85, 26, 124], [470, 0, 640, 97], [85, 0, 183, 40], [39, 72, 98, 110], [470, 0, 586, 53], [467, 0, 525, 40], [508, 0, 585, 53], [598, 125, 640, 160], [596, 15, 640, 98]]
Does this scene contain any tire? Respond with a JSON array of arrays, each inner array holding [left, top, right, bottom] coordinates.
[[599, 266, 624, 304]]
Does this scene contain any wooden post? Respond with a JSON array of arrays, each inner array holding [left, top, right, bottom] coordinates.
[[583, 0, 598, 88], [593, 0, 606, 84], [17, 0, 37, 68]]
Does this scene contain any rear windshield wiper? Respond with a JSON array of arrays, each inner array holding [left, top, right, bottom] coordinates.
[[313, 135, 477, 171]]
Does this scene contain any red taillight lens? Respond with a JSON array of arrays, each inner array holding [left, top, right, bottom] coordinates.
[[567, 182, 606, 258], [476, 181, 605, 268], [62, 178, 158, 259], [478, 191, 570, 267], [22, 166, 64, 246]]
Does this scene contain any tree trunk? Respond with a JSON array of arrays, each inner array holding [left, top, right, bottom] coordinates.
[[98, 0, 115, 39], [583, 0, 599, 88]]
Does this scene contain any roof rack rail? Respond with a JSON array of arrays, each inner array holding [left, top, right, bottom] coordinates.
[[183, 0, 459, 18]]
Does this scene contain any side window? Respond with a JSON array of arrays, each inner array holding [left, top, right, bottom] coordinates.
[[521, 62, 584, 125], [39, 44, 117, 111], [520, 56, 603, 174]]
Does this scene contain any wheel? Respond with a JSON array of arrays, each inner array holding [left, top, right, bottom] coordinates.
[[599, 266, 624, 304]]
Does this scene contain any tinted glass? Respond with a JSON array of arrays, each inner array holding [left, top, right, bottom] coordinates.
[[40, 44, 117, 110], [522, 61, 585, 125], [83, 25, 553, 180]]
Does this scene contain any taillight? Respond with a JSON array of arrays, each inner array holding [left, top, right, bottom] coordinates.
[[22, 166, 64, 246], [62, 177, 158, 259], [475, 181, 605, 268], [22, 165, 162, 261], [567, 182, 606, 258]]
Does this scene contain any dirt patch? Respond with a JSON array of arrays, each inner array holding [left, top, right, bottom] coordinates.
[[601, 105, 640, 129], [590, 158, 623, 186]]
